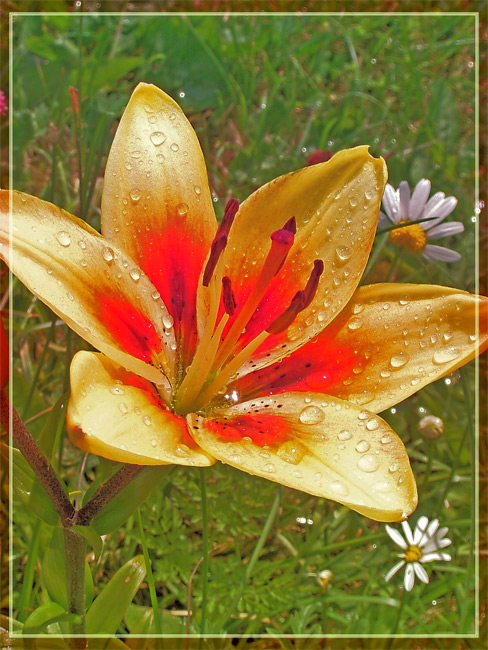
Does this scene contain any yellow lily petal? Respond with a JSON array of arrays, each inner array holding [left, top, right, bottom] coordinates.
[[67, 351, 215, 466], [0, 190, 176, 385], [187, 393, 417, 522], [322, 283, 488, 413], [214, 146, 387, 376], [101, 83, 217, 361]]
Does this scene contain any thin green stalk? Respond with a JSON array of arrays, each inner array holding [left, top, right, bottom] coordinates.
[[63, 528, 86, 646], [391, 587, 406, 635], [199, 469, 209, 638], [21, 319, 56, 420], [17, 519, 42, 623], [385, 248, 404, 282], [136, 507, 162, 636], [216, 486, 282, 630], [362, 233, 388, 283]]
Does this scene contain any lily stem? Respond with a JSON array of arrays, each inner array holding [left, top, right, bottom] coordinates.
[[63, 527, 87, 645], [199, 469, 209, 638], [137, 507, 163, 636], [0, 390, 75, 526], [216, 485, 282, 630]]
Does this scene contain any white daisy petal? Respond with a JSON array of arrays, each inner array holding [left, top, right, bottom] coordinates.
[[386, 524, 408, 549], [402, 520, 415, 546], [421, 551, 451, 563], [422, 244, 462, 263], [399, 181, 410, 219], [426, 519, 440, 538], [427, 221, 465, 240], [385, 560, 406, 583], [413, 562, 429, 584], [423, 196, 458, 230], [409, 179, 431, 219], [437, 527, 450, 541], [382, 184, 401, 222], [378, 211, 391, 229], [413, 516, 430, 545], [404, 563, 415, 591]]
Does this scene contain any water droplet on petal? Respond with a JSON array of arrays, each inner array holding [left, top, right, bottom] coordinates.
[[263, 463, 276, 473], [102, 246, 114, 262], [170, 143, 179, 152], [366, 417, 380, 431], [56, 231, 71, 247], [373, 480, 390, 493], [78, 240, 86, 250], [338, 430, 352, 441], [331, 480, 349, 496], [143, 416, 152, 426], [381, 434, 392, 444], [130, 188, 142, 202], [110, 385, 125, 395], [276, 441, 306, 464], [357, 454, 379, 472], [176, 202, 189, 215], [151, 439, 157, 447], [150, 131, 166, 146], [118, 403, 129, 414], [355, 440, 370, 453], [433, 347, 459, 364], [335, 246, 351, 262], [195, 185, 201, 195], [163, 314, 174, 330], [389, 463, 398, 473], [390, 353, 409, 368], [130, 268, 140, 281], [175, 444, 190, 458], [299, 405, 325, 425]]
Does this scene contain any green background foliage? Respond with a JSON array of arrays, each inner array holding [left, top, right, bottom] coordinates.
[[4, 8, 483, 647]]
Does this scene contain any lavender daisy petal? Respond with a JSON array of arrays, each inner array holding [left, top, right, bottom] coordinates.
[[409, 179, 431, 220], [427, 221, 465, 240], [422, 244, 462, 263], [382, 184, 401, 222], [399, 181, 410, 220]]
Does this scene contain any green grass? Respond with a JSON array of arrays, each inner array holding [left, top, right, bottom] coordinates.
[[5, 9, 481, 647]]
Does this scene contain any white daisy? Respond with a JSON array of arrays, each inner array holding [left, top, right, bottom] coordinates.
[[385, 516, 452, 591], [378, 179, 464, 263]]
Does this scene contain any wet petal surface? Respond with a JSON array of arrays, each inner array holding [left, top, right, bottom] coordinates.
[[0, 190, 175, 384], [101, 83, 217, 366], [230, 283, 488, 413], [67, 351, 215, 466], [188, 392, 417, 522]]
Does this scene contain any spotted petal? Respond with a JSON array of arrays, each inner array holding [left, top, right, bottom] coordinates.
[[101, 83, 217, 364], [67, 351, 215, 466], [209, 146, 387, 377], [230, 283, 488, 413], [0, 190, 175, 384], [187, 393, 417, 522]]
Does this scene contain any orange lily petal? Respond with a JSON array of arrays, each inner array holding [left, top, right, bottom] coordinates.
[[211, 146, 386, 376], [230, 284, 488, 413], [188, 393, 417, 522], [0, 190, 175, 385], [67, 351, 215, 466], [101, 83, 217, 364]]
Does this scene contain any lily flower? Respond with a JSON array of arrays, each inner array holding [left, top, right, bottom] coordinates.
[[1, 84, 486, 522]]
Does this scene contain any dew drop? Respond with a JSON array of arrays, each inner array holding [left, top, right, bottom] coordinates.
[[331, 480, 349, 496], [381, 434, 392, 444], [151, 438, 157, 447], [338, 430, 352, 441], [163, 314, 174, 329], [78, 240, 87, 250], [170, 143, 179, 152], [118, 403, 129, 414], [151, 290, 160, 300], [276, 441, 306, 464], [380, 368, 392, 378], [194, 185, 201, 195], [317, 311, 327, 322], [175, 444, 190, 458], [299, 405, 325, 425], [365, 190, 373, 200], [263, 463, 276, 473], [102, 246, 114, 262], [357, 454, 379, 473], [390, 353, 409, 368], [353, 303, 364, 314], [389, 463, 398, 473], [335, 246, 351, 262], [347, 318, 362, 330], [150, 131, 166, 146], [130, 150, 142, 159], [56, 231, 71, 247], [366, 417, 380, 431], [130, 188, 142, 202], [176, 202, 189, 215], [355, 440, 370, 453], [433, 347, 459, 364], [110, 386, 125, 395], [143, 415, 152, 426], [129, 268, 140, 281], [373, 480, 390, 493]]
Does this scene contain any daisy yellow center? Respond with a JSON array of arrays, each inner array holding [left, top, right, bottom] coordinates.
[[389, 220, 427, 253], [404, 545, 422, 562]]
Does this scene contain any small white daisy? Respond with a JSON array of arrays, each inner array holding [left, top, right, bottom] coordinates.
[[385, 516, 452, 591], [378, 179, 464, 263]]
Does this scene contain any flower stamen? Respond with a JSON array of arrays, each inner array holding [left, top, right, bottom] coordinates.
[[389, 220, 427, 253]]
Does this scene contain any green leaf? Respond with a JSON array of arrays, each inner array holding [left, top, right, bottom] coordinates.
[[38, 391, 69, 457], [92, 465, 173, 535], [68, 58, 143, 96], [85, 555, 146, 635], [23, 601, 76, 635], [42, 527, 94, 610], [4, 444, 59, 526]]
